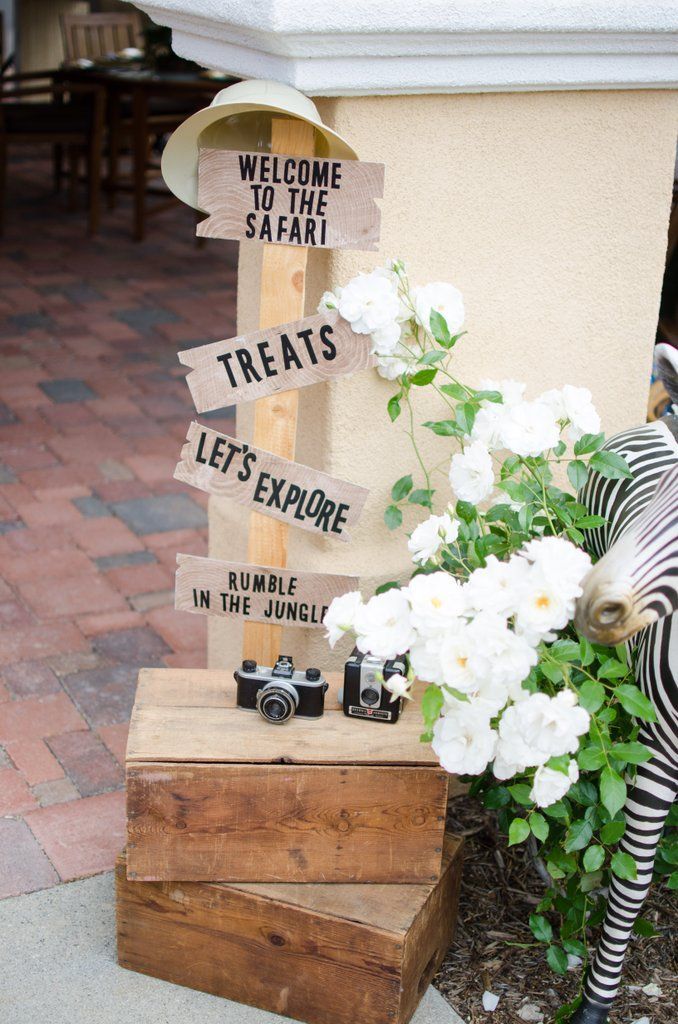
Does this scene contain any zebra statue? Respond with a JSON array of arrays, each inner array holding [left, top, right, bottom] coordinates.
[[569, 346, 678, 1024]]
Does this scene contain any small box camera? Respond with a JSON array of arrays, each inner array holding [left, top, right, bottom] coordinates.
[[234, 655, 328, 724], [340, 647, 409, 724]]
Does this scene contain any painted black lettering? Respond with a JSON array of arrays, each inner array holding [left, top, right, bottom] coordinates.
[[235, 349, 262, 383], [280, 334, 303, 371], [195, 431, 208, 464], [297, 328, 318, 364], [208, 436, 225, 468], [319, 324, 336, 361], [252, 472, 270, 504], [257, 340, 277, 378], [216, 352, 237, 386], [238, 154, 257, 181], [238, 450, 257, 482], [245, 212, 256, 238]]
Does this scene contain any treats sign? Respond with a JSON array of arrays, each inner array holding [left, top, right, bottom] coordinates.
[[178, 311, 374, 411], [175, 554, 358, 628], [175, 422, 369, 541], [196, 148, 384, 251]]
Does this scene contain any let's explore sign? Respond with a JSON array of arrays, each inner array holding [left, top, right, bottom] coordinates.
[[175, 554, 358, 628], [175, 423, 369, 541], [196, 149, 384, 250], [178, 311, 375, 411]]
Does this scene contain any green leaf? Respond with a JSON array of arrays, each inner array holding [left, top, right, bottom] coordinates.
[[579, 638, 595, 666], [473, 390, 503, 404], [420, 349, 447, 365], [611, 851, 637, 881], [569, 780, 598, 807], [429, 309, 451, 346], [610, 741, 653, 765], [600, 767, 627, 817], [529, 913, 553, 943], [578, 679, 605, 714], [408, 489, 433, 508], [598, 658, 628, 680], [421, 684, 444, 728], [575, 514, 607, 529], [547, 945, 569, 975], [564, 819, 593, 852], [615, 684, 658, 722], [549, 639, 581, 662], [423, 419, 459, 436], [530, 812, 549, 842], [375, 580, 400, 595], [543, 800, 569, 820], [439, 382, 467, 401], [410, 368, 437, 387], [484, 786, 511, 809], [600, 820, 626, 845], [391, 475, 413, 502], [633, 918, 658, 937], [387, 394, 401, 422], [574, 432, 605, 455], [384, 505, 403, 530], [455, 403, 476, 435], [667, 871, 678, 890], [562, 937, 587, 957], [578, 745, 606, 771], [579, 870, 604, 893], [589, 450, 633, 480], [508, 817, 530, 846], [508, 783, 533, 807], [567, 460, 589, 491], [583, 845, 605, 872], [546, 754, 572, 775], [455, 500, 477, 523]]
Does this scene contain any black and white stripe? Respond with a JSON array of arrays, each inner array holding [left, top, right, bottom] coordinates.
[[572, 418, 678, 1024]]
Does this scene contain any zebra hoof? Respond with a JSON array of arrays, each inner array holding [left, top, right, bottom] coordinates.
[[568, 1000, 610, 1024]]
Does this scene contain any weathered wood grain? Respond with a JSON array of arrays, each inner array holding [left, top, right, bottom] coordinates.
[[126, 762, 448, 883], [117, 837, 462, 1024], [243, 118, 313, 666], [178, 310, 375, 412], [174, 553, 358, 629], [174, 421, 369, 541], [196, 148, 384, 251]]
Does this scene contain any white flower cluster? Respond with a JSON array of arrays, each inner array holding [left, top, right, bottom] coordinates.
[[449, 379, 600, 505], [319, 263, 464, 381], [323, 536, 592, 805]]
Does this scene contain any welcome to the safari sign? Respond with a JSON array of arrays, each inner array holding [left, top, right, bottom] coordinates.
[[166, 107, 384, 653]]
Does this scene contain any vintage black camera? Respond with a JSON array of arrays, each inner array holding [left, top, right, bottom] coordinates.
[[234, 655, 328, 724], [339, 647, 409, 724]]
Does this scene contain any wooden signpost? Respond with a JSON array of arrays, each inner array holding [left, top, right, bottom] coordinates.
[[175, 554, 358, 628], [196, 147, 384, 250], [178, 310, 375, 412], [175, 422, 369, 541]]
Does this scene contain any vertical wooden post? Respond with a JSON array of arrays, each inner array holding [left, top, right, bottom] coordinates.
[[242, 117, 316, 665]]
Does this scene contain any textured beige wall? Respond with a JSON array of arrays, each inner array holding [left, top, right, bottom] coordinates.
[[209, 89, 678, 671]]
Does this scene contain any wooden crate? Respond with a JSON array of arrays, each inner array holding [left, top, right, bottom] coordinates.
[[117, 835, 463, 1024], [126, 668, 449, 883]]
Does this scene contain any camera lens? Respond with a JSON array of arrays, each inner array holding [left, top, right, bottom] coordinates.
[[362, 687, 380, 706], [256, 683, 297, 724]]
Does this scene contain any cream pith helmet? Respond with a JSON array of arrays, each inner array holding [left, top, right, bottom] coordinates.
[[161, 78, 359, 212]]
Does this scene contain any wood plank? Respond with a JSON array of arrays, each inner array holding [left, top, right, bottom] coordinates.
[[196, 148, 384, 251], [126, 763, 448, 883], [174, 421, 369, 541], [243, 118, 315, 666], [178, 311, 375, 413], [174, 553, 358, 629], [116, 836, 462, 1024]]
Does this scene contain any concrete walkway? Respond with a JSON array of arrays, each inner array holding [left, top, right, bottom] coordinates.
[[0, 871, 465, 1024]]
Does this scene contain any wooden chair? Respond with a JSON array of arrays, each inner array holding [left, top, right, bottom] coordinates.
[[61, 12, 143, 62], [0, 73, 106, 235]]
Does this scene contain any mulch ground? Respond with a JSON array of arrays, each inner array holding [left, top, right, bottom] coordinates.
[[436, 795, 676, 1024]]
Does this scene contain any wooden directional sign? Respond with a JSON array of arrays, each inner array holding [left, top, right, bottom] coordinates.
[[179, 311, 375, 413], [196, 148, 384, 251], [175, 423, 368, 542], [175, 554, 358, 628]]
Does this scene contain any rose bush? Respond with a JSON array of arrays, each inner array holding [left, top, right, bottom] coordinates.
[[321, 260, 677, 999]]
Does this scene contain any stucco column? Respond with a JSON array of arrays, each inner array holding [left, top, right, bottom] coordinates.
[[134, 1, 678, 671]]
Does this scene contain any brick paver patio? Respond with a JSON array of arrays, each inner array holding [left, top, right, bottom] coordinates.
[[0, 153, 237, 898]]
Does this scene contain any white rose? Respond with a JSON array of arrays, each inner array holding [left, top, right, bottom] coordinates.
[[323, 590, 363, 647], [469, 614, 538, 690], [449, 440, 494, 505], [376, 339, 417, 380], [406, 571, 467, 637], [495, 703, 540, 772], [479, 378, 526, 407], [470, 404, 508, 452], [409, 633, 445, 683], [439, 622, 481, 694], [382, 672, 412, 702], [499, 400, 561, 458], [509, 691, 590, 764], [540, 385, 601, 442], [514, 574, 570, 645], [464, 555, 530, 618], [354, 588, 416, 660], [520, 536, 591, 601], [370, 321, 402, 355], [492, 747, 527, 781], [318, 289, 341, 313], [432, 700, 497, 775], [337, 270, 400, 335], [530, 759, 579, 807], [408, 511, 459, 565], [413, 282, 465, 336]]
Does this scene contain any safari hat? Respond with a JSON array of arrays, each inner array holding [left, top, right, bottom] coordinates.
[[161, 78, 358, 211]]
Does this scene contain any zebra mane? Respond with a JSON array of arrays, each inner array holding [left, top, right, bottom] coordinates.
[[655, 342, 678, 407]]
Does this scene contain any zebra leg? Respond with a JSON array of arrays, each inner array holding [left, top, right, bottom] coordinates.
[[571, 747, 677, 1024]]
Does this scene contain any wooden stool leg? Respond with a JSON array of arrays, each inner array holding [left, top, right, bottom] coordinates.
[[107, 97, 121, 210], [67, 146, 79, 211], [132, 87, 148, 241]]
